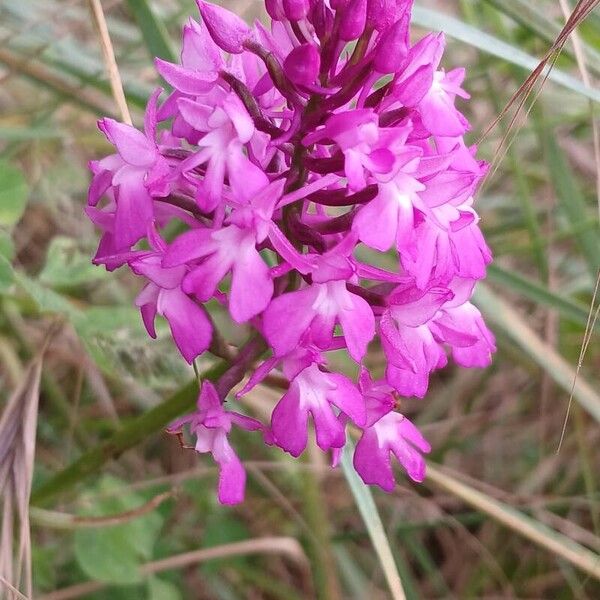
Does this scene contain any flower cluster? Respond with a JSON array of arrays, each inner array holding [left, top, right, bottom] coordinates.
[[87, 0, 495, 504]]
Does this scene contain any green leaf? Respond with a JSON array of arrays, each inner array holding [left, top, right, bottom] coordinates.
[[73, 475, 164, 585], [201, 516, 250, 575], [13, 271, 80, 317], [125, 0, 177, 63], [537, 123, 600, 277], [412, 6, 600, 104], [147, 577, 182, 600], [487, 264, 594, 328], [0, 231, 14, 293], [39, 236, 107, 288], [0, 160, 29, 227], [340, 440, 407, 600]]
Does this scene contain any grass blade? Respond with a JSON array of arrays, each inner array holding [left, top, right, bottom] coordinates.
[[340, 440, 407, 600], [412, 6, 600, 104], [474, 283, 600, 424], [30, 362, 227, 506], [487, 264, 594, 328], [426, 463, 600, 581], [482, 0, 600, 76], [537, 121, 600, 277], [125, 0, 177, 63]]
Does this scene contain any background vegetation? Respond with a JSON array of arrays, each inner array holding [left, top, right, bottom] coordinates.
[[0, 0, 599, 598]]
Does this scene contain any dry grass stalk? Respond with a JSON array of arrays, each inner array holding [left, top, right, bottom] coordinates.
[[87, 0, 132, 125], [481, 0, 600, 182], [0, 356, 44, 599]]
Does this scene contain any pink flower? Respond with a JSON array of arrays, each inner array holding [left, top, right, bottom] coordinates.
[[354, 412, 431, 490], [87, 0, 495, 502], [271, 363, 366, 456], [168, 381, 263, 504]]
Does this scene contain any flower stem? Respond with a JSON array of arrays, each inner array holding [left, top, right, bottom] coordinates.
[[30, 361, 228, 506]]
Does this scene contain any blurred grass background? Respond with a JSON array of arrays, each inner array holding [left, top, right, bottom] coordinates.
[[0, 0, 600, 598]]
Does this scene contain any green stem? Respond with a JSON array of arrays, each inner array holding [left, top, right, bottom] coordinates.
[[301, 452, 341, 600], [30, 360, 228, 506]]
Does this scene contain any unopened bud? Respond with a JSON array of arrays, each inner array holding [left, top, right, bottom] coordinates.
[[197, 0, 253, 54], [373, 14, 410, 73], [339, 0, 367, 42], [283, 43, 321, 86]]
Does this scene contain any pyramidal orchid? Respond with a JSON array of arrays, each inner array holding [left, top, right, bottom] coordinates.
[[87, 0, 495, 504]]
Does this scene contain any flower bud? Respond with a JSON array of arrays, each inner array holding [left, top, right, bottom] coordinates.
[[283, 43, 321, 86], [339, 0, 367, 42], [373, 14, 410, 73], [310, 1, 334, 40], [282, 0, 309, 21], [367, 0, 412, 32], [265, 0, 285, 21], [197, 0, 253, 54]]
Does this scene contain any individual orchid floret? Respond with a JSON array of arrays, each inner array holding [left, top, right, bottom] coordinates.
[[353, 412, 431, 490], [90, 90, 169, 250], [271, 363, 366, 456], [168, 381, 263, 504], [131, 230, 212, 364], [283, 44, 321, 88]]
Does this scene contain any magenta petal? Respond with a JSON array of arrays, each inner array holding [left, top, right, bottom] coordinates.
[[163, 228, 214, 267], [353, 189, 399, 252], [113, 174, 153, 248], [135, 283, 160, 339], [263, 287, 318, 356], [182, 18, 223, 72], [230, 244, 273, 322], [390, 417, 431, 483], [338, 292, 375, 362], [353, 427, 395, 492], [311, 401, 346, 451], [98, 119, 156, 167], [283, 43, 320, 86], [155, 58, 217, 94], [327, 373, 366, 426], [271, 386, 308, 457], [211, 430, 246, 504], [158, 288, 212, 363], [182, 254, 230, 301]]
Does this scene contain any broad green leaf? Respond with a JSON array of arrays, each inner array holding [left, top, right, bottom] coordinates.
[[125, 0, 177, 63], [14, 271, 80, 318], [39, 236, 107, 288], [73, 475, 164, 585], [340, 440, 407, 600], [147, 577, 182, 600], [201, 516, 251, 575], [412, 6, 600, 104], [0, 230, 14, 261], [0, 160, 29, 227]]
